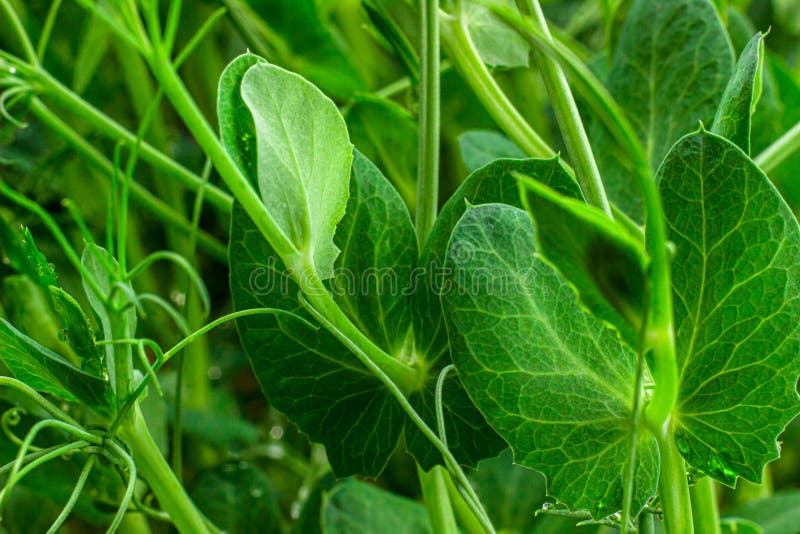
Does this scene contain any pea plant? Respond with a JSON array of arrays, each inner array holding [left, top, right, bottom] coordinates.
[[1, 0, 800, 533]]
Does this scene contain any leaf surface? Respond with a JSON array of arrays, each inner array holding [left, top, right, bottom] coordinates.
[[0, 319, 113, 413], [518, 175, 647, 345], [444, 203, 658, 517], [659, 130, 800, 485], [321, 478, 432, 534], [464, 0, 530, 68], [458, 130, 525, 173], [593, 0, 734, 220], [344, 95, 418, 211], [240, 60, 353, 278], [712, 33, 764, 154]]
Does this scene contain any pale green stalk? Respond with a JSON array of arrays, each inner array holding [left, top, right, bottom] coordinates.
[[690, 477, 721, 534], [755, 120, 800, 174], [419, 465, 459, 534], [416, 0, 441, 246], [515, 0, 611, 216]]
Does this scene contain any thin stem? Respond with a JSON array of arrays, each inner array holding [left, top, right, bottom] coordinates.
[[515, 0, 611, 216], [690, 477, 721, 534], [621, 322, 649, 532], [111, 311, 134, 421], [416, 0, 441, 247], [754, 120, 800, 174], [418, 465, 459, 534], [0, 377, 80, 426], [0, 0, 39, 67], [47, 454, 97, 534], [439, 10, 554, 160], [435, 364, 454, 447], [36, 0, 64, 62]]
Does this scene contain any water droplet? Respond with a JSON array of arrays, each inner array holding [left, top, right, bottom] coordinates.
[[9, 67, 16, 74], [540, 502, 553, 511], [170, 290, 186, 307], [207, 366, 222, 380], [290, 502, 302, 519], [266, 444, 285, 459], [250, 487, 264, 498], [269, 425, 284, 440], [298, 486, 310, 500]]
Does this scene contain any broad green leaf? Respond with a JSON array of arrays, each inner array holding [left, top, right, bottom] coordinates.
[[230, 202, 403, 477], [405, 159, 581, 469], [344, 95, 418, 211], [0, 319, 113, 413], [725, 491, 800, 534], [332, 150, 417, 356], [464, 0, 530, 68], [659, 130, 800, 485], [518, 174, 647, 345], [321, 478, 432, 534], [593, 0, 734, 220], [190, 461, 281, 534], [240, 60, 353, 278], [712, 33, 765, 154], [458, 130, 525, 173], [721, 519, 764, 534], [443, 203, 658, 518]]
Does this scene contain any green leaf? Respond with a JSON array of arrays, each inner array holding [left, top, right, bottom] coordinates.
[[0, 319, 113, 413], [190, 461, 281, 534], [593, 0, 734, 220], [218, 53, 261, 189], [725, 491, 800, 534], [291, 473, 336, 534], [332, 150, 417, 356], [712, 33, 765, 154], [344, 95, 418, 212], [721, 518, 764, 534], [405, 159, 580, 469], [443, 203, 658, 518], [230, 202, 403, 477], [321, 478, 432, 534], [240, 60, 354, 278], [464, 0, 530, 68], [458, 130, 525, 173], [659, 130, 800, 485], [518, 173, 647, 346], [0, 221, 103, 375]]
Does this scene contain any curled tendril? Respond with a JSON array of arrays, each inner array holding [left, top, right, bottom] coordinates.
[[1, 407, 40, 450], [0, 84, 33, 128], [434, 364, 455, 449]]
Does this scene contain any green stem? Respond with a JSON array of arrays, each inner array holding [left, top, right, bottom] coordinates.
[[0, 0, 39, 67], [119, 407, 211, 534], [515, 0, 611, 216], [754, 120, 800, 174], [27, 99, 227, 261], [111, 311, 133, 420], [690, 476, 721, 534], [416, 0, 441, 247], [654, 420, 694, 534], [439, 10, 553, 159], [32, 69, 233, 213], [418, 465, 459, 534]]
